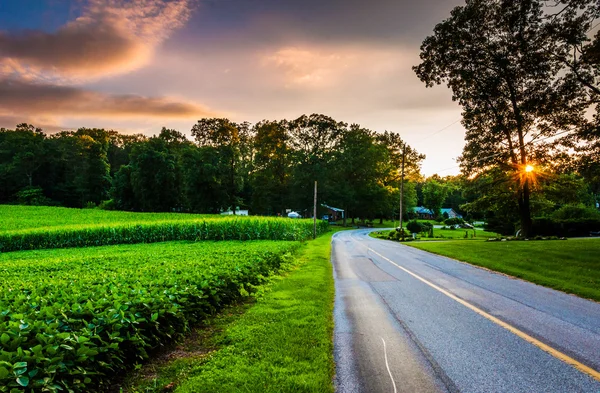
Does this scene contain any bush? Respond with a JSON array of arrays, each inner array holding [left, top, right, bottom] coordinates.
[[421, 222, 433, 232], [406, 220, 422, 234], [551, 204, 600, 220], [97, 199, 116, 210], [444, 217, 464, 226], [532, 217, 600, 237], [14, 187, 56, 206]]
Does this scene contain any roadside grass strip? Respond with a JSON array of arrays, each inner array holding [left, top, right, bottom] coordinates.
[[0, 241, 299, 392], [0, 216, 329, 252], [126, 232, 336, 393], [406, 239, 600, 301]]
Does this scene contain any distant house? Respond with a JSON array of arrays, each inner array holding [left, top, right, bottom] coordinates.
[[413, 206, 434, 219], [321, 204, 344, 222], [412, 207, 462, 220], [220, 207, 249, 216], [441, 208, 462, 219]]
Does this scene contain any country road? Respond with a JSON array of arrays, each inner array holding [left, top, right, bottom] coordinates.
[[332, 229, 600, 393]]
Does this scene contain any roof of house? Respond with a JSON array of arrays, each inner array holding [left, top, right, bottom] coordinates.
[[322, 204, 344, 212], [413, 207, 462, 217], [413, 206, 433, 214]]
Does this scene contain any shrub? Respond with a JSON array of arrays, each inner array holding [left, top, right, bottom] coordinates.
[[444, 217, 465, 226], [97, 199, 116, 210], [406, 220, 422, 234], [14, 187, 56, 206], [420, 222, 433, 231], [532, 217, 600, 237], [551, 204, 600, 220]]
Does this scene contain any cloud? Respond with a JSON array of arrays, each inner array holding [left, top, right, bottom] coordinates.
[[0, 0, 192, 81], [0, 78, 215, 120]]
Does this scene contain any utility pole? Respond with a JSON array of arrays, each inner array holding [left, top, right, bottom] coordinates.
[[313, 181, 318, 239], [399, 145, 406, 234]]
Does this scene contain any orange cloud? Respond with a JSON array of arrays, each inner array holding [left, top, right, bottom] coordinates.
[[0, 78, 214, 119], [0, 0, 192, 81]]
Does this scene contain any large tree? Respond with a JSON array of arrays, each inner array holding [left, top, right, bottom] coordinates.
[[251, 120, 290, 215], [414, 0, 590, 236], [191, 119, 245, 213]]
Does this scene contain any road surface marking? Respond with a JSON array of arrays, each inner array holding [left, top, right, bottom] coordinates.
[[381, 337, 398, 393], [369, 248, 600, 383]]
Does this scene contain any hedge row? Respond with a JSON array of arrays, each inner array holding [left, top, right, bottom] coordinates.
[[0, 218, 329, 252], [532, 217, 600, 237], [0, 241, 299, 392]]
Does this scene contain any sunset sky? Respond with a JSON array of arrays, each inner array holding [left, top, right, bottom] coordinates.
[[0, 0, 468, 176]]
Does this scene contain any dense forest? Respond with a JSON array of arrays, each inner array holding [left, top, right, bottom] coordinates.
[[0, 115, 425, 223]]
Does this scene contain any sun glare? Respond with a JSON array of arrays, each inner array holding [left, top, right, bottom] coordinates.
[[525, 165, 534, 173]]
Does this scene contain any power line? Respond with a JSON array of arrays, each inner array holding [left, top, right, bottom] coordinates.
[[420, 118, 462, 141]]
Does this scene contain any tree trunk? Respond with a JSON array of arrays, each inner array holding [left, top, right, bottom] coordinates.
[[520, 179, 533, 237]]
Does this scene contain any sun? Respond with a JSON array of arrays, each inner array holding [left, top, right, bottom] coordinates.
[[525, 165, 534, 173]]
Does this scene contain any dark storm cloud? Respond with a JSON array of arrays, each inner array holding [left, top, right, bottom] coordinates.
[[0, 78, 214, 119]]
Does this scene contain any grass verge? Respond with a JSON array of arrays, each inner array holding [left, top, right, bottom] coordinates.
[[406, 239, 600, 301], [123, 231, 337, 393]]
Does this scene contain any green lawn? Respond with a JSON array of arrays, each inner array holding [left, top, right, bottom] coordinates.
[[407, 239, 600, 301], [124, 231, 338, 393], [417, 228, 499, 240]]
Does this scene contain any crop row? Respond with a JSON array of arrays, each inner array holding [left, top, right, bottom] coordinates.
[[0, 241, 300, 392], [0, 217, 329, 252], [0, 205, 218, 233]]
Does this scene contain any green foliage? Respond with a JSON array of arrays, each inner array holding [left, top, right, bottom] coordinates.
[[0, 216, 329, 253], [422, 179, 450, 219], [406, 220, 422, 234], [14, 187, 55, 206], [172, 232, 336, 393], [550, 204, 600, 220], [532, 217, 600, 237], [444, 217, 464, 226], [0, 241, 299, 391]]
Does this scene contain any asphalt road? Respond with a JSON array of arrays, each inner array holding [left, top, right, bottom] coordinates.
[[332, 229, 600, 393]]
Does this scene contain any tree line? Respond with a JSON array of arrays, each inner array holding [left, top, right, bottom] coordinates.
[[0, 115, 425, 223]]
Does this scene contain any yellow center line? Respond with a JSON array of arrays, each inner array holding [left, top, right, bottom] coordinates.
[[368, 248, 600, 383]]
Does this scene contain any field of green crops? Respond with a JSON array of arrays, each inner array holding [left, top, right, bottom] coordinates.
[[0, 206, 329, 252], [0, 205, 218, 233], [0, 240, 300, 392]]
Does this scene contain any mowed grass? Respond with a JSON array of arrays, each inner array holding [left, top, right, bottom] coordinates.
[[0, 205, 217, 233], [125, 231, 337, 393], [417, 228, 499, 240], [407, 239, 600, 301]]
